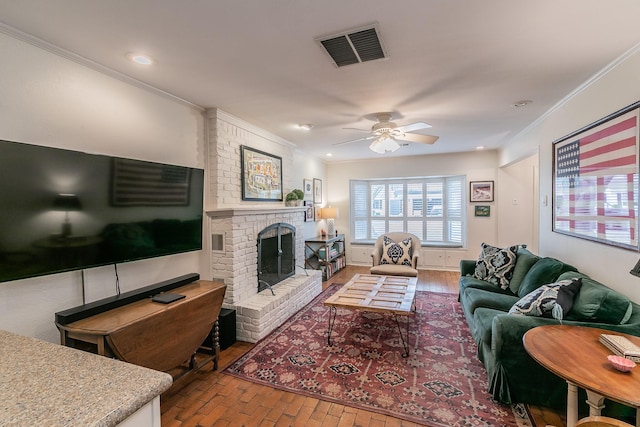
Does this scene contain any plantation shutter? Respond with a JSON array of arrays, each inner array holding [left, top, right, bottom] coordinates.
[[350, 176, 466, 246]]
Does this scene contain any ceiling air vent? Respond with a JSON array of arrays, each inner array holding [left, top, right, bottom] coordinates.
[[316, 24, 388, 68]]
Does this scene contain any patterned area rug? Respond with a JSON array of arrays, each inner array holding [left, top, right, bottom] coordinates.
[[225, 284, 532, 427]]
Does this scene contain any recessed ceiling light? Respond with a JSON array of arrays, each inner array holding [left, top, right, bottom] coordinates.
[[325, 153, 333, 157], [513, 100, 532, 108], [297, 123, 314, 131], [476, 146, 485, 150], [127, 53, 154, 65]]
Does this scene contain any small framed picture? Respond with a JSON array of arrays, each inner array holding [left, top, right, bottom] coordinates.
[[303, 179, 313, 201], [314, 204, 321, 222], [475, 205, 490, 217], [470, 180, 494, 202], [313, 178, 323, 204], [304, 200, 314, 222]]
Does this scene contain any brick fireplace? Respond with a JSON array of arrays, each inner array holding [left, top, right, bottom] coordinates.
[[205, 109, 323, 343], [207, 206, 322, 342]]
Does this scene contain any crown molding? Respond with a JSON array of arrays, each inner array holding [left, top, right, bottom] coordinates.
[[511, 40, 640, 142], [0, 21, 203, 111]]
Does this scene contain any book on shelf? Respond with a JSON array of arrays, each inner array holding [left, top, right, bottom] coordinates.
[[599, 334, 640, 362], [322, 254, 345, 278]]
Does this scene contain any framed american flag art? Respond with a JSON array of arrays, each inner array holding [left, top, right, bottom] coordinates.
[[553, 101, 640, 250]]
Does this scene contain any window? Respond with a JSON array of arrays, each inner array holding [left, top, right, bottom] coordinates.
[[350, 176, 466, 246]]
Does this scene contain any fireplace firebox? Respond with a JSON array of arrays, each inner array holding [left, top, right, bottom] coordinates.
[[257, 223, 296, 292]]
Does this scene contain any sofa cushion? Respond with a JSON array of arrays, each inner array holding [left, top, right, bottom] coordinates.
[[380, 235, 413, 266], [509, 278, 582, 320], [370, 263, 418, 277], [517, 257, 577, 297], [473, 243, 518, 289], [461, 287, 521, 314], [558, 271, 634, 325], [459, 276, 517, 296], [509, 247, 540, 295]]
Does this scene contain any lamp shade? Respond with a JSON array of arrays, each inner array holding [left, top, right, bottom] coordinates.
[[53, 194, 82, 211], [321, 206, 338, 219]]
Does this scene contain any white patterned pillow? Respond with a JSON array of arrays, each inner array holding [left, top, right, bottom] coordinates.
[[509, 278, 582, 320], [380, 236, 413, 267], [473, 243, 518, 289]]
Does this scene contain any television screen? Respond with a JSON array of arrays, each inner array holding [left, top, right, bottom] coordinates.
[[0, 140, 204, 283]]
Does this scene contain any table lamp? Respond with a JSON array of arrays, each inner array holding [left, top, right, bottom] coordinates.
[[322, 206, 339, 236], [53, 193, 82, 237]]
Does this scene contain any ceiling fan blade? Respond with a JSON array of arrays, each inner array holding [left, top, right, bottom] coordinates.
[[333, 135, 376, 146], [341, 127, 371, 132], [397, 133, 439, 145], [397, 121, 432, 133]]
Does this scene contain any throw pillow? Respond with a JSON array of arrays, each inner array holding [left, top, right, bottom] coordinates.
[[558, 271, 633, 325], [473, 243, 518, 290], [380, 236, 413, 266], [508, 278, 582, 320]]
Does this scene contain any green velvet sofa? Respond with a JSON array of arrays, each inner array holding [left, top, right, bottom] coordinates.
[[459, 245, 640, 410]]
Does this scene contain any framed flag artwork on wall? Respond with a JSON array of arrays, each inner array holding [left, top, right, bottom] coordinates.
[[553, 101, 640, 250]]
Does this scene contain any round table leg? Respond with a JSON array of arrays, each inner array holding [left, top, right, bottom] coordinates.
[[567, 382, 579, 427]]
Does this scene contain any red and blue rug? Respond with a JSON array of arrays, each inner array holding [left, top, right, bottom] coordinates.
[[225, 284, 532, 426]]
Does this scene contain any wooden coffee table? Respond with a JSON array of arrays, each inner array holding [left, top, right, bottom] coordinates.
[[323, 273, 417, 357], [523, 325, 640, 427]]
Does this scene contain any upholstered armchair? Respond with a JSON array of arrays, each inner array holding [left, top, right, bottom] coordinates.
[[370, 232, 421, 277]]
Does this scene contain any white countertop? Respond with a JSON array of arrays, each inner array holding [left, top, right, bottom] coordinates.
[[0, 329, 172, 426]]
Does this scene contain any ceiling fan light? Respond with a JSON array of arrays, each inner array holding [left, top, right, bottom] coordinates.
[[382, 138, 400, 152], [369, 137, 400, 154], [369, 140, 386, 154]]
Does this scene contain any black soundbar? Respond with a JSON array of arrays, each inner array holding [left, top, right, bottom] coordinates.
[[55, 273, 200, 325]]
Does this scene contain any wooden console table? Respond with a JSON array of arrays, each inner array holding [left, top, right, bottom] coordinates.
[[56, 280, 226, 376]]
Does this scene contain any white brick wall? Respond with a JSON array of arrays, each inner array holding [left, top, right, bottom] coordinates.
[[209, 208, 307, 307], [205, 109, 322, 342]]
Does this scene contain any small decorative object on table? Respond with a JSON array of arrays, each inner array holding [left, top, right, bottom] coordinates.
[[607, 354, 636, 372]]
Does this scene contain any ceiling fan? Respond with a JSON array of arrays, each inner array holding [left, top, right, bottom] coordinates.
[[335, 112, 439, 154]]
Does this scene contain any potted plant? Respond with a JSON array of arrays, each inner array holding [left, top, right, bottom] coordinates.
[[285, 189, 304, 207]]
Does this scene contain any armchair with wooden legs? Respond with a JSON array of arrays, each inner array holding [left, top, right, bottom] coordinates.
[[370, 232, 420, 277]]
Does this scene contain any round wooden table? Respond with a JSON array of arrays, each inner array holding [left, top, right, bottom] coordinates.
[[523, 325, 640, 427]]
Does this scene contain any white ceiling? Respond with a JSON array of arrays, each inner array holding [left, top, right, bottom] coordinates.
[[2, 1, 640, 161]]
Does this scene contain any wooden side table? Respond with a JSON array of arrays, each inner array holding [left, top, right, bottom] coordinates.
[[524, 325, 640, 427]]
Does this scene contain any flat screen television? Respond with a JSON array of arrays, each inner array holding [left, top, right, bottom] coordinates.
[[0, 139, 204, 283]]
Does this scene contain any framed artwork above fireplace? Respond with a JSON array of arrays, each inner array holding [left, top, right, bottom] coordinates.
[[240, 145, 283, 201]]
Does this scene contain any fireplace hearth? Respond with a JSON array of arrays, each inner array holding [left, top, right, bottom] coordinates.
[[207, 206, 321, 342], [257, 222, 295, 293]]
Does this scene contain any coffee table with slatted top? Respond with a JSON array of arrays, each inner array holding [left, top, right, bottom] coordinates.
[[324, 273, 418, 357]]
